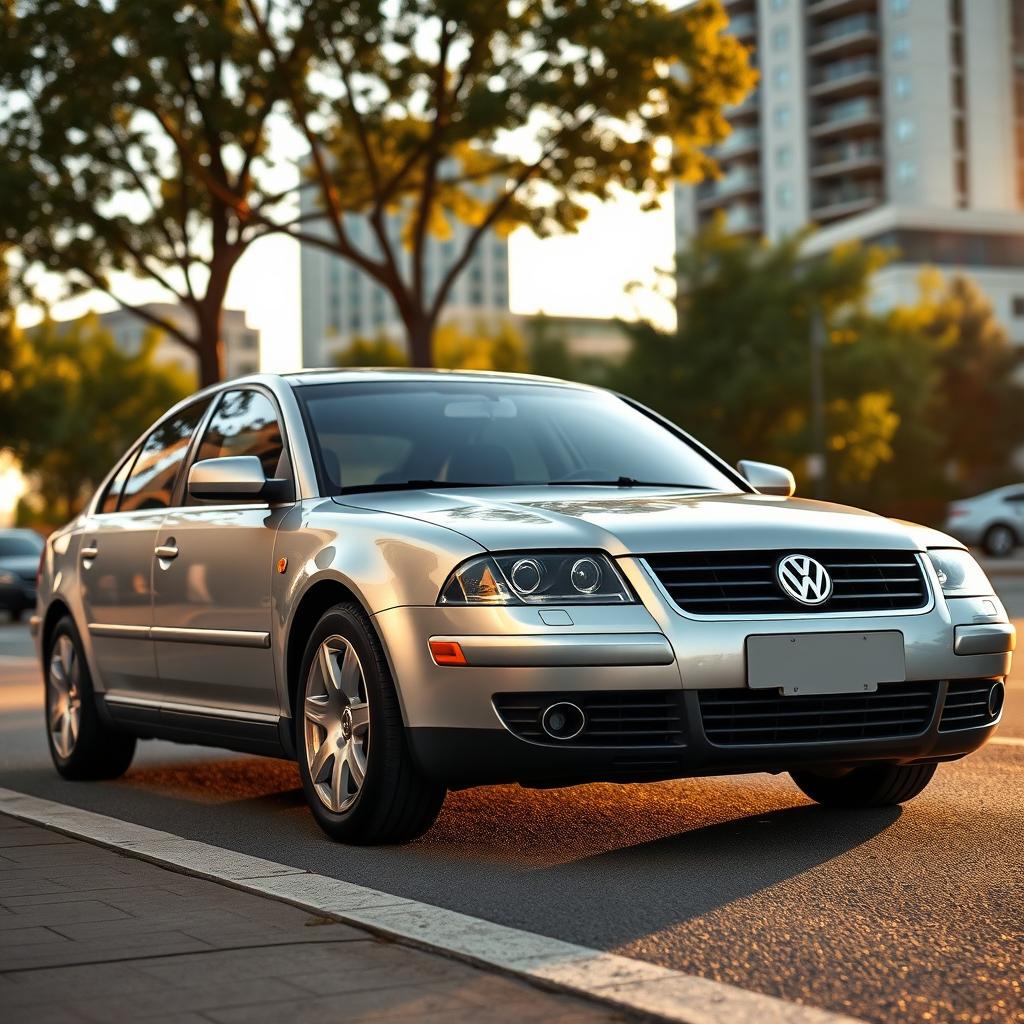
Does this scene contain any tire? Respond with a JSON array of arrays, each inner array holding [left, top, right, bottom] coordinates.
[[982, 523, 1017, 558], [44, 616, 136, 780], [295, 602, 446, 845], [791, 763, 936, 808]]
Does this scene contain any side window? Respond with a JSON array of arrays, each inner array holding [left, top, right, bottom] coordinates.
[[193, 389, 287, 484], [119, 399, 211, 513], [98, 447, 140, 513]]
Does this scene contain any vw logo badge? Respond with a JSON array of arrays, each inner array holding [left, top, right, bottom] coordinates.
[[776, 554, 833, 606]]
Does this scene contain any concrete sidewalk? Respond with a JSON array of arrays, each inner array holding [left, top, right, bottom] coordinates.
[[0, 814, 629, 1024]]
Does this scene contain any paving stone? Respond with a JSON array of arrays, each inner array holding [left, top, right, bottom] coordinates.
[[0, 814, 624, 1024]]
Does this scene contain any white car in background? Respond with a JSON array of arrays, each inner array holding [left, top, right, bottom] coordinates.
[[945, 486, 1024, 558]]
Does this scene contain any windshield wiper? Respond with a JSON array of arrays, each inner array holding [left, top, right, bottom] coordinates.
[[548, 477, 713, 489], [338, 480, 508, 495]]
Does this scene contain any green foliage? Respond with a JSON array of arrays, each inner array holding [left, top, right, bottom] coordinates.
[[0, 0, 290, 384], [615, 219, 1024, 514], [335, 320, 531, 372], [0, 313, 192, 523], [256, 0, 755, 365]]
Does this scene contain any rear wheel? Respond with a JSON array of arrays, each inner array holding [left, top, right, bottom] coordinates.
[[295, 603, 446, 844], [791, 763, 937, 808], [45, 616, 136, 780], [982, 523, 1017, 558]]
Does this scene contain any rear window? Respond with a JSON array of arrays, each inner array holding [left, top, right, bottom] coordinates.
[[0, 533, 43, 558]]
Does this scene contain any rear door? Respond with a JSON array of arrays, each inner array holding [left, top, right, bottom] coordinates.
[[78, 398, 211, 697], [151, 387, 294, 716]]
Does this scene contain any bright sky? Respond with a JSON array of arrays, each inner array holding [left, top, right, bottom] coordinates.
[[25, 189, 677, 374]]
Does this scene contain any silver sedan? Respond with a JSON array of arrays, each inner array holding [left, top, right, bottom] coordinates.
[[33, 371, 1015, 844]]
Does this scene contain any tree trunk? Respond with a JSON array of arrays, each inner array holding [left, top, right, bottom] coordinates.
[[195, 298, 226, 387], [407, 314, 435, 368]]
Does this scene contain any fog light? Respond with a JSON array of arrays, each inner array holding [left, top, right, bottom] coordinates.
[[540, 701, 586, 740], [988, 681, 1005, 718]]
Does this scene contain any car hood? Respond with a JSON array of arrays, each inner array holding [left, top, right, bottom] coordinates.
[[336, 487, 948, 555]]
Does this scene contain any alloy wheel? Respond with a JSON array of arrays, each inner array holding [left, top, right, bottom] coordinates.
[[303, 635, 371, 813], [48, 634, 81, 759]]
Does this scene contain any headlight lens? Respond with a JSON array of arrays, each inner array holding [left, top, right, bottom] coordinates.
[[926, 548, 993, 597], [439, 552, 633, 605]]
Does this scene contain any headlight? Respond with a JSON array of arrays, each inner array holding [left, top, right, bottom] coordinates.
[[926, 548, 993, 597], [0, 571, 16, 585], [439, 552, 634, 605]]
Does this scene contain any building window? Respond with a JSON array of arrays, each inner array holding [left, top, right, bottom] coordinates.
[[891, 0, 910, 14], [773, 65, 791, 89], [1013, 296, 1024, 318], [774, 104, 792, 129], [892, 32, 911, 58], [776, 183, 794, 209], [770, 0, 787, 9], [895, 116, 915, 141], [776, 144, 792, 169], [893, 74, 912, 100], [771, 25, 789, 51], [896, 159, 917, 184]]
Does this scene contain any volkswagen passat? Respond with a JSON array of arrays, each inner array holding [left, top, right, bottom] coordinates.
[[33, 371, 1014, 844]]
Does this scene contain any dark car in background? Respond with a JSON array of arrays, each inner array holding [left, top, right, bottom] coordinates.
[[0, 528, 43, 621]]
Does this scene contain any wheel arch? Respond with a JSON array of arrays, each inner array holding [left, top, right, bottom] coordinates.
[[284, 577, 399, 722], [40, 597, 73, 660]]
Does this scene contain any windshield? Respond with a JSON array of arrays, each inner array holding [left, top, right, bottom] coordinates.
[[0, 533, 43, 558], [297, 380, 739, 495]]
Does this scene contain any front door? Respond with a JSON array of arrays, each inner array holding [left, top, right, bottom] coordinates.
[[79, 398, 211, 698], [152, 388, 293, 716]]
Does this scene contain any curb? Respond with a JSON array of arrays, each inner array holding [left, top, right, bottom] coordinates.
[[0, 787, 865, 1024]]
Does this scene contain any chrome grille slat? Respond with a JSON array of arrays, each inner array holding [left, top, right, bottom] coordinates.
[[647, 549, 928, 615], [939, 680, 1000, 732], [698, 682, 939, 746]]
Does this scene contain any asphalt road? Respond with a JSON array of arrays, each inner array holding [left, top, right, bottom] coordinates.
[[1, 577, 1022, 1024]]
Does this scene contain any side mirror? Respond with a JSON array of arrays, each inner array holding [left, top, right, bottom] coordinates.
[[737, 459, 796, 498], [187, 456, 289, 503]]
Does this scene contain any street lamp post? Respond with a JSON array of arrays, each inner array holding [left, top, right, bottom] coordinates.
[[809, 307, 828, 499]]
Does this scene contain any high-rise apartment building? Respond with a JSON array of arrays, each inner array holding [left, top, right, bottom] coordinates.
[[675, 0, 1024, 340], [299, 184, 511, 367]]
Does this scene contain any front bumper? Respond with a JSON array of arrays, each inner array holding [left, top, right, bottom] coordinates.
[[374, 557, 1013, 788]]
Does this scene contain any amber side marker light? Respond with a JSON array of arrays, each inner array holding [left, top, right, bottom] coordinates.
[[429, 640, 468, 666]]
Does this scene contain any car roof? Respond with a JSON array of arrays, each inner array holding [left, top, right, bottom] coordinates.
[[278, 367, 598, 390]]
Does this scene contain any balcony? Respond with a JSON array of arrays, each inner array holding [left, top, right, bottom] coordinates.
[[810, 55, 880, 98], [722, 203, 763, 234], [806, 0, 878, 20], [714, 126, 761, 159], [810, 96, 882, 137], [696, 168, 762, 208], [808, 13, 879, 58], [811, 182, 883, 222], [728, 12, 757, 40], [812, 139, 883, 177]]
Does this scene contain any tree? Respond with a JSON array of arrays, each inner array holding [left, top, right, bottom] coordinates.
[[247, 0, 754, 366], [0, 0, 296, 385], [0, 314, 192, 522], [618, 219, 937, 496], [921, 273, 1024, 493], [336, 319, 530, 371]]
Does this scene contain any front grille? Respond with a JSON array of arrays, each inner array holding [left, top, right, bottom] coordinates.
[[698, 682, 938, 746], [493, 690, 686, 747], [646, 549, 928, 615], [939, 680, 999, 732]]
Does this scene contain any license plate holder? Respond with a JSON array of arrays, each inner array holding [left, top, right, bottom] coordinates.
[[746, 631, 905, 696]]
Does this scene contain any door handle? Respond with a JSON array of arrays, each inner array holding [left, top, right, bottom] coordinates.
[[81, 545, 98, 561], [154, 543, 179, 560]]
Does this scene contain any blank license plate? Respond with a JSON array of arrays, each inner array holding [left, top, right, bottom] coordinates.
[[746, 631, 905, 696]]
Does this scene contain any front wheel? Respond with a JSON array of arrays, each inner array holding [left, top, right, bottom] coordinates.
[[982, 523, 1017, 558], [45, 616, 136, 780], [791, 763, 937, 808], [295, 603, 446, 845]]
